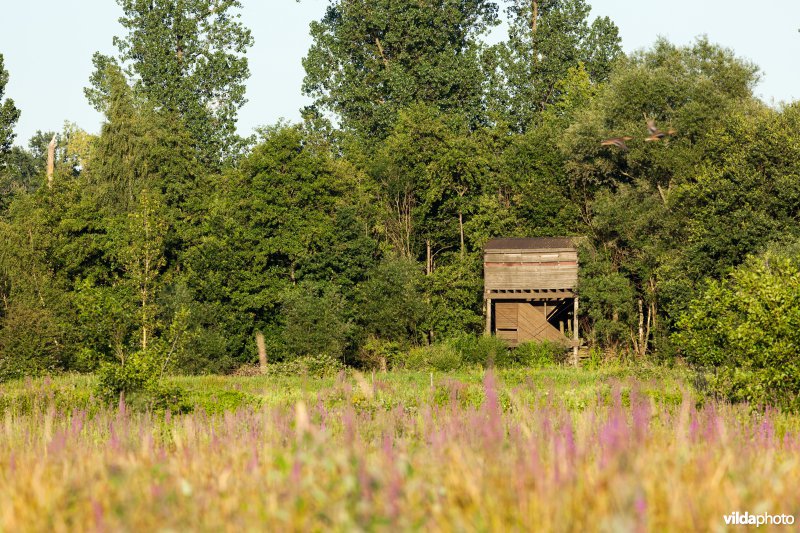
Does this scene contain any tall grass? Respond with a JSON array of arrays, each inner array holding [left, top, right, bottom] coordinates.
[[1, 370, 799, 531]]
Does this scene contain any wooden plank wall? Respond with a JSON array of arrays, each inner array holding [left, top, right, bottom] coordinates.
[[484, 249, 578, 291], [495, 303, 518, 330], [517, 304, 567, 343], [493, 302, 570, 346]]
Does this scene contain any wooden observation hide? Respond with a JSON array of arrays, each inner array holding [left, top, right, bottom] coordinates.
[[484, 238, 579, 358]]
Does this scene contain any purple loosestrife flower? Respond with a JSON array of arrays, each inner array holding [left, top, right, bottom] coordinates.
[[701, 402, 719, 444], [343, 405, 357, 445], [635, 493, 648, 533], [92, 500, 106, 533], [357, 458, 373, 504], [47, 430, 67, 455], [70, 409, 86, 437], [480, 371, 503, 448], [562, 419, 576, 469], [689, 413, 700, 442], [631, 393, 651, 442], [758, 412, 775, 448], [108, 425, 121, 453], [291, 456, 303, 486], [599, 407, 629, 468]]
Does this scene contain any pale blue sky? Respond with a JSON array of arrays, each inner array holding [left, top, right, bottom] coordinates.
[[1, 1, 799, 145]]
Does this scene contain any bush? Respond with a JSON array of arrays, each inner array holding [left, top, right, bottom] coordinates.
[[281, 283, 352, 361], [515, 341, 567, 367], [356, 259, 426, 345], [357, 337, 402, 370], [427, 344, 463, 372], [449, 334, 510, 368], [95, 345, 189, 412], [674, 251, 800, 410], [96, 360, 151, 400], [396, 344, 463, 371], [266, 353, 345, 378], [0, 303, 69, 382]]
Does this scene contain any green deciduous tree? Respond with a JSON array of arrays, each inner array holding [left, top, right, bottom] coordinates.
[[355, 258, 426, 346], [675, 248, 800, 409], [303, 0, 499, 141], [180, 124, 379, 368], [87, 0, 253, 163], [0, 53, 20, 164], [559, 38, 764, 354], [486, 0, 622, 131]]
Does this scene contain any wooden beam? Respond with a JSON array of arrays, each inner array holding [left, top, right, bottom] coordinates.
[[572, 297, 580, 366], [488, 290, 575, 300], [485, 298, 492, 336]]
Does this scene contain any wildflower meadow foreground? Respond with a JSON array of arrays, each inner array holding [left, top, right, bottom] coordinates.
[[1, 369, 799, 531]]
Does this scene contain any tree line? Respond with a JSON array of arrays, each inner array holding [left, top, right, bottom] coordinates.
[[1, 0, 798, 405]]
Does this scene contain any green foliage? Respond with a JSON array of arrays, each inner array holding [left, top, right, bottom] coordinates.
[[264, 354, 345, 378], [303, 0, 498, 141], [87, 0, 253, 162], [425, 259, 484, 339], [487, 0, 622, 131], [389, 336, 566, 371], [4, 0, 800, 409], [401, 344, 463, 371], [577, 244, 637, 349], [178, 124, 378, 369], [96, 338, 189, 411], [675, 251, 800, 409], [357, 337, 402, 370], [0, 54, 20, 163], [448, 334, 510, 368], [0, 191, 78, 381], [515, 341, 567, 367], [0, 54, 22, 213], [356, 258, 426, 345], [96, 357, 152, 399], [280, 283, 352, 362]]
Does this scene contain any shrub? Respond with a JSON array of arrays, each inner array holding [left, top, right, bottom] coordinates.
[[449, 334, 510, 368], [674, 251, 800, 409], [402, 346, 429, 370], [281, 283, 352, 361], [266, 353, 345, 378], [355, 259, 426, 345], [515, 341, 567, 367], [0, 303, 69, 382], [396, 344, 463, 371], [427, 344, 463, 372], [357, 337, 402, 370], [96, 360, 151, 400]]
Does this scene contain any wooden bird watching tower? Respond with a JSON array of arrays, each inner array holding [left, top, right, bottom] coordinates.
[[484, 237, 580, 363]]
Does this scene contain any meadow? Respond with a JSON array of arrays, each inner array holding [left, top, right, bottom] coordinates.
[[1, 366, 799, 532]]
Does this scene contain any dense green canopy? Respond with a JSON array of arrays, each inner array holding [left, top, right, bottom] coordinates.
[[1, 1, 800, 406]]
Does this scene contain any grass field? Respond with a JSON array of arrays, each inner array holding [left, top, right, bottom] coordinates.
[[1, 366, 799, 531]]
